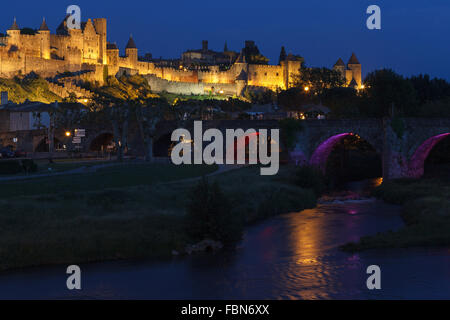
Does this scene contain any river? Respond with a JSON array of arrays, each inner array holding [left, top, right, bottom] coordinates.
[[1, 181, 449, 299]]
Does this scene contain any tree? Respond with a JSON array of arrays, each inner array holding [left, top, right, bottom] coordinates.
[[294, 67, 345, 96], [362, 69, 418, 117], [134, 98, 168, 162], [90, 75, 159, 161], [186, 177, 243, 244], [277, 87, 312, 111], [321, 87, 361, 118], [92, 94, 130, 161], [408, 74, 450, 105]]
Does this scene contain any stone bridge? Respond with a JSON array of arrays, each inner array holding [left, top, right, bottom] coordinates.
[[154, 118, 450, 180], [1, 118, 449, 180], [288, 118, 450, 180]]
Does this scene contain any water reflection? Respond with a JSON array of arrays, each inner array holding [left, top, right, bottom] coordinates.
[[0, 198, 450, 299]]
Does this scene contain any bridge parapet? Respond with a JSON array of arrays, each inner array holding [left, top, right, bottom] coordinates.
[[290, 118, 450, 180]]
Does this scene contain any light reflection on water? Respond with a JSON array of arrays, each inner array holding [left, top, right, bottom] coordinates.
[[0, 199, 450, 299]]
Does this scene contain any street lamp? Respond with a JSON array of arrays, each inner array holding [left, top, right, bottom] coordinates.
[[65, 131, 71, 137], [304, 86, 310, 92]]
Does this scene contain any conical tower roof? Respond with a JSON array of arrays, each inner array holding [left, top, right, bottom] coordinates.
[[126, 35, 137, 49], [56, 15, 70, 35], [39, 18, 49, 31], [347, 53, 360, 65], [236, 50, 246, 63], [334, 58, 345, 67], [9, 18, 19, 31]]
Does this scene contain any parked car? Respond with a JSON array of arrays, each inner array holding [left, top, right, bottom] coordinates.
[[0, 148, 15, 158]]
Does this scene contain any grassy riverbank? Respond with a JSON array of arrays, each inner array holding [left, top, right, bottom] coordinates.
[[0, 164, 316, 271], [342, 177, 450, 251]]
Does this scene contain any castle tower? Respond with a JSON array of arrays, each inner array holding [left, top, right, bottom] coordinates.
[[278, 46, 286, 65], [235, 69, 248, 96], [202, 40, 208, 52], [234, 50, 247, 72], [93, 18, 107, 64], [281, 53, 302, 89], [125, 35, 138, 68], [333, 58, 346, 82], [38, 18, 51, 59], [6, 18, 21, 47], [346, 53, 362, 88]]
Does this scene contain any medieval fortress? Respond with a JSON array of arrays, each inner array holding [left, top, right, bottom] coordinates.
[[0, 16, 362, 96]]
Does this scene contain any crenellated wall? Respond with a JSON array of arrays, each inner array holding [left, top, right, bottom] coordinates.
[[0, 16, 358, 95]]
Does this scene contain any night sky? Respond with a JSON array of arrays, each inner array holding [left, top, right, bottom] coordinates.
[[1, 0, 449, 80]]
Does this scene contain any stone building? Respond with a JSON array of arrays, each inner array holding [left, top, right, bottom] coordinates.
[[333, 53, 362, 88], [0, 16, 362, 96]]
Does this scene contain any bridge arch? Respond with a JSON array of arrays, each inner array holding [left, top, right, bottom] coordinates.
[[88, 132, 114, 152], [154, 132, 173, 157], [408, 132, 450, 178], [309, 132, 381, 174]]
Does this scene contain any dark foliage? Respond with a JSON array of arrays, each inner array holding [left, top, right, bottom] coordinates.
[[185, 177, 243, 245]]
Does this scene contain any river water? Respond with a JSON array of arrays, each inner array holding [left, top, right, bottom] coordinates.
[[1, 182, 449, 299]]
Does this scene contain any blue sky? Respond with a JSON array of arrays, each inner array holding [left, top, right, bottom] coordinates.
[[1, 0, 449, 80]]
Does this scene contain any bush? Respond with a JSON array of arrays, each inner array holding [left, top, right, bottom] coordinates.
[[373, 179, 441, 204], [279, 118, 304, 150], [21, 159, 38, 173], [0, 160, 23, 174], [185, 177, 243, 245], [294, 166, 326, 196]]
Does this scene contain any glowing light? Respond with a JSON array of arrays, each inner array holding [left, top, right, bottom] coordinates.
[[373, 177, 383, 187], [304, 86, 309, 92], [65, 131, 71, 137], [360, 84, 365, 89], [309, 133, 351, 172]]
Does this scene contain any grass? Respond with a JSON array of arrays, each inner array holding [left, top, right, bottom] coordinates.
[[0, 163, 218, 198], [0, 77, 62, 103], [159, 92, 228, 104], [0, 158, 110, 177], [0, 164, 316, 271], [341, 177, 450, 251]]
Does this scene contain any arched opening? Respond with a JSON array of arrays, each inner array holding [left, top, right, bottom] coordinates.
[[34, 138, 63, 152], [89, 133, 114, 152], [410, 133, 450, 178], [310, 133, 382, 184], [154, 133, 173, 157], [225, 131, 277, 164]]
